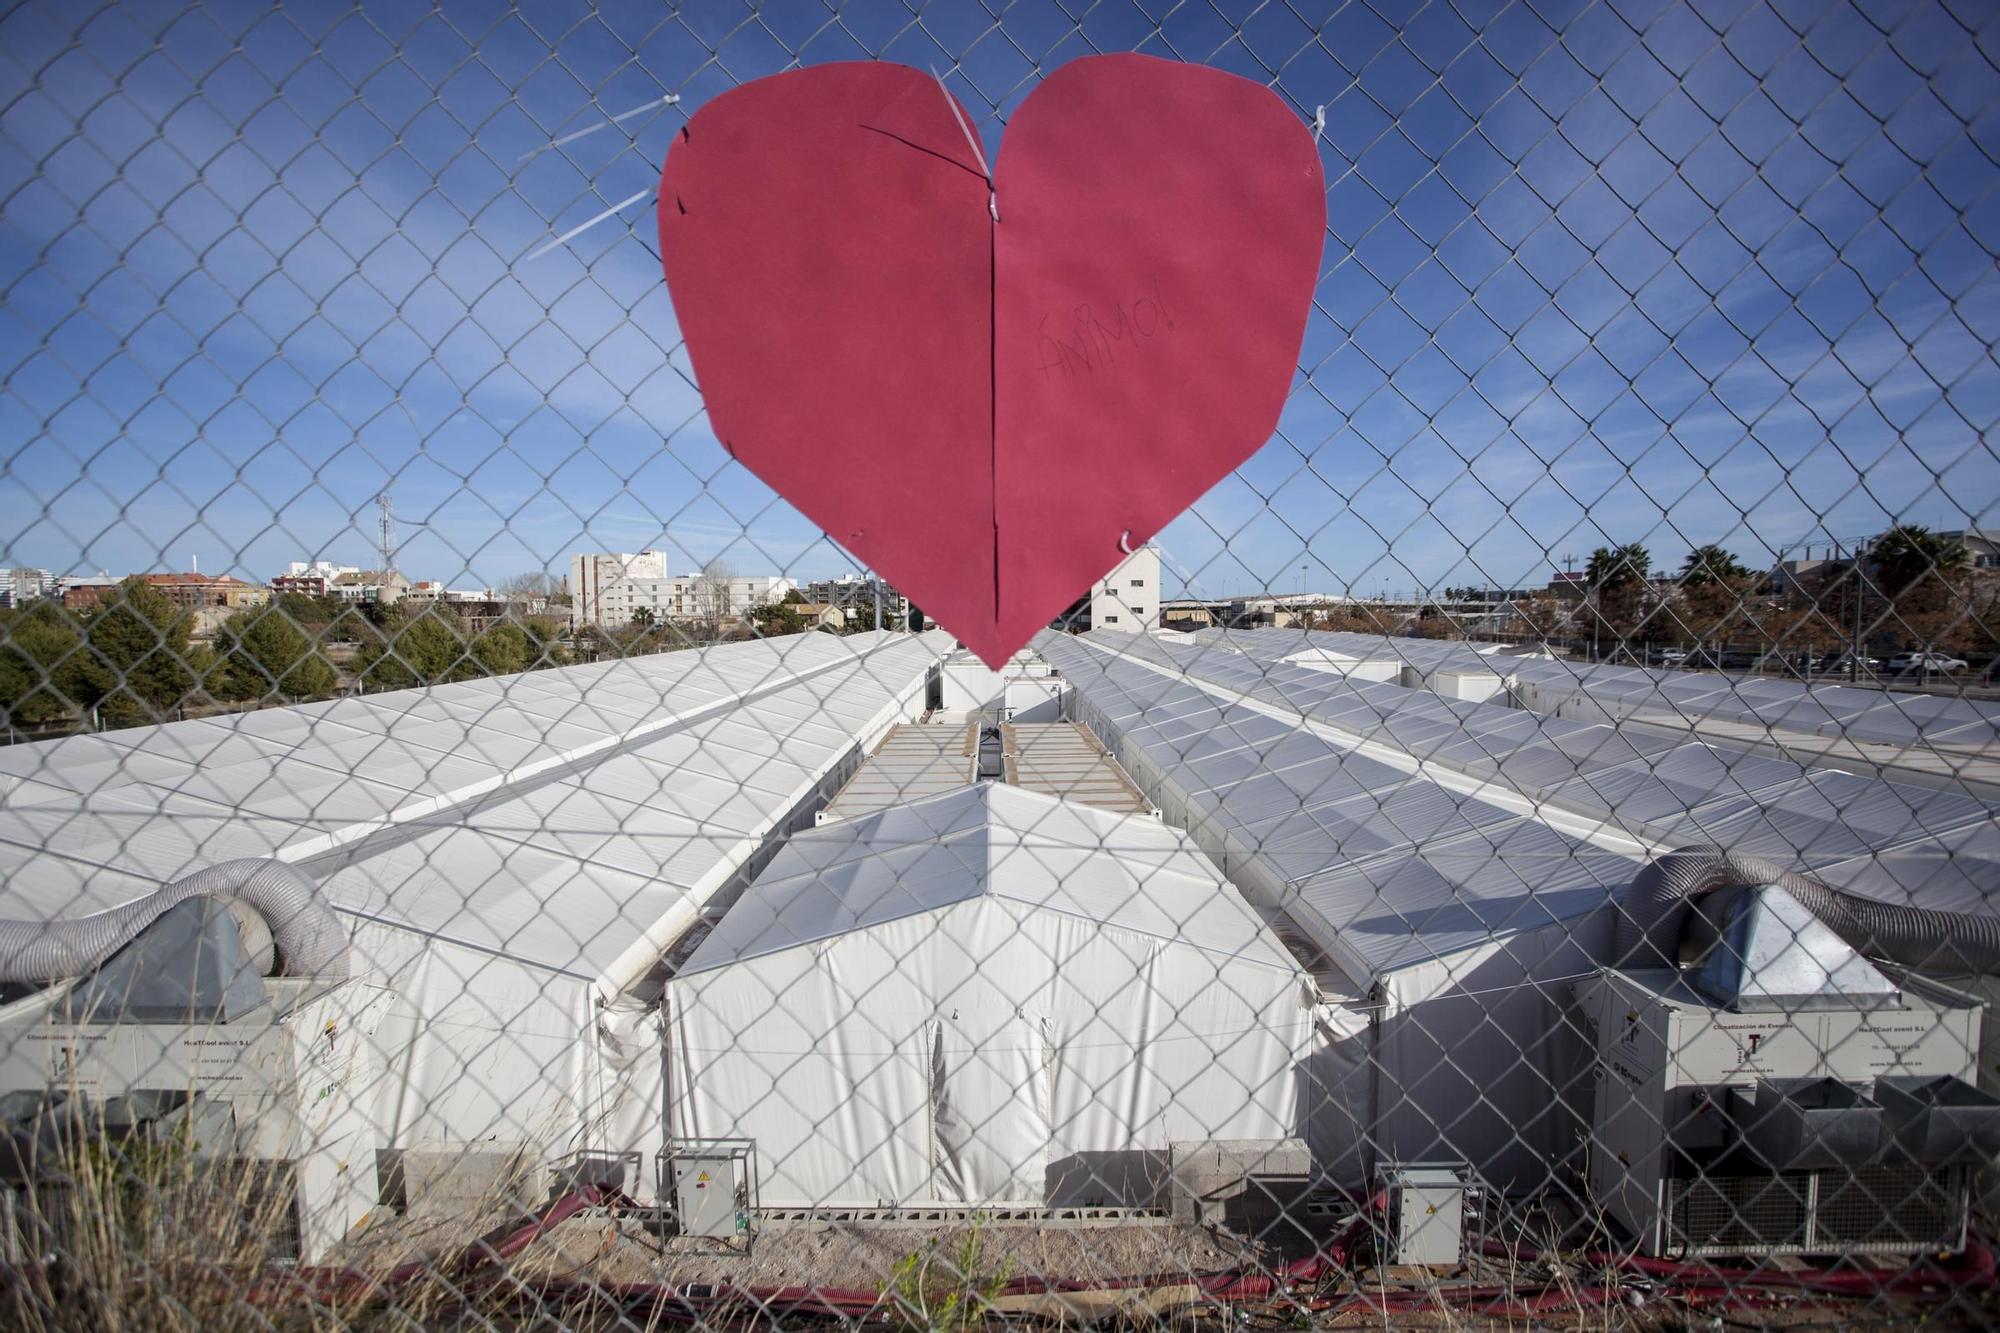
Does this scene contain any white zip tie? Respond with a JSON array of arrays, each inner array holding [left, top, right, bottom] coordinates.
[[1313, 104, 1326, 139], [931, 65, 997, 223], [526, 186, 655, 261], [519, 94, 682, 162]]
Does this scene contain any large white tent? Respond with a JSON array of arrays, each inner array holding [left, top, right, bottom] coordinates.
[[667, 783, 1314, 1208], [1040, 627, 2000, 1194], [0, 632, 941, 1200]]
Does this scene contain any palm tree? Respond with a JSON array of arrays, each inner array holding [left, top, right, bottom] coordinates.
[[1585, 544, 1651, 593], [1583, 544, 1653, 659], [1869, 525, 1971, 599], [1677, 544, 1750, 586]]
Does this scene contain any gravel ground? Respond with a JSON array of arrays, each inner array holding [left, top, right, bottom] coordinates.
[[345, 1206, 1261, 1291], [331, 1204, 1999, 1331]]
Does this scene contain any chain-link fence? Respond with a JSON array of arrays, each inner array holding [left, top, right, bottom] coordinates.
[[2, 0, 1999, 1328]]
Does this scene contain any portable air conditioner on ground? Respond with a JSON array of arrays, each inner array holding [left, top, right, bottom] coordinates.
[[1574, 883, 1998, 1258], [0, 898, 389, 1262]]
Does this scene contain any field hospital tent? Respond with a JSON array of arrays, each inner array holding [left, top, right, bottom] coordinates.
[[667, 782, 1314, 1208], [0, 633, 941, 1207]]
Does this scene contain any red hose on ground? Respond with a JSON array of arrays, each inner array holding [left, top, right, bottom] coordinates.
[[246, 1182, 617, 1305], [1285, 1186, 1388, 1281]]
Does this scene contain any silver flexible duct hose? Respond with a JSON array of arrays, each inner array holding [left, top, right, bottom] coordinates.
[[0, 858, 349, 983], [1616, 847, 2000, 975]]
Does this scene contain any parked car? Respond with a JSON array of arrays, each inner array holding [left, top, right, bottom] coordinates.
[[1818, 652, 1881, 672], [1888, 652, 1968, 673], [1650, 646, 1690, 666], [1716, 648, 1759, 670]]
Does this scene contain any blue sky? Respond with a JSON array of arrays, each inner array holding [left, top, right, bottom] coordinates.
[[1, 0, 1996, 600]]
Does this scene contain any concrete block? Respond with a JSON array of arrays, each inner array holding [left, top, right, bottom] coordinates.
[[1168, 1139, 1310, 1226], [382, 1141, 546, 1219]]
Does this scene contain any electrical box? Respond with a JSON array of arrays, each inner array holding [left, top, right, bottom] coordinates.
[[662, 1138, 756, 1245], [1386, 1165, 1465, 1265]]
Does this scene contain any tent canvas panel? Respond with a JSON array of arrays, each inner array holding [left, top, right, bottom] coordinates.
[[669, 897, 1309, 1208]]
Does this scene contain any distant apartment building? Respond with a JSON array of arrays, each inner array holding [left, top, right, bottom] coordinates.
[[1088, 547, 1162, 633], [1050, 547, 1162, 633], [1937, 528, 2000, 569], [57, 572, 267, 616], [801, 574, 909, 624], [1767, 528, 1999, 596], [402, 584, 525, 631], [1547, 570, 1589, 600], [60, 576, 121, 611], [581, 572, 797, 628], [1, 568, 54, 608], [569, 550, 667, 626], [330, 570, 409, 605], [272, 561, 360, 597], [138, 572, 270, 611]]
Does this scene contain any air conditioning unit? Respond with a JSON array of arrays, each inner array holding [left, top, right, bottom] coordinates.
[[1574, 884, 1996, 1257], [0, 897, 389, 1262]]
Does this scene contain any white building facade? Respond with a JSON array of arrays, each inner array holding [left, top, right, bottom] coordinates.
[[1088, 546, 1162, 634], [570, 553, 796, 629], [568, 550, 667, 627]]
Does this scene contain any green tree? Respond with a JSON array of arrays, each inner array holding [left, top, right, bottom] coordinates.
[[630, 606, 657, 629], [355, 607, 469, 690], [1676, 574, 1761, 649], [271, 591, 341, 628], [323, 603, 374, 644], [570, 624, 602, 663], [212, 606, 338, 702], [1511, 593, 1566, 643], [1677, 544, 1751, 586], [751, 597, 806, 637], [1866, 526, 1975, 651], [85, 578, 195, 727], [1583, 544, 1655, 652], [519, 615, 570, 668], [1870, 524, 1971, 600], [0, 601, 95, 728], [470, 623, 532, 676], [1585, 543, 1651, 594]]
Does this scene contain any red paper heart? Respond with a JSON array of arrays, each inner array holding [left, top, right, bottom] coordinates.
[[658, 55, 1323, 666]]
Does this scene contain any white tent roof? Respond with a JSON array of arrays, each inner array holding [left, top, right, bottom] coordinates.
[[1049, 630, 1995, 914], [680, 782, 1300, 976], [0, 632, 944, 983]]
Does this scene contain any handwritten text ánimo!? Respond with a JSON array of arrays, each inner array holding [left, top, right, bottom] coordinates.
[[1034, 280, 1175, 381]]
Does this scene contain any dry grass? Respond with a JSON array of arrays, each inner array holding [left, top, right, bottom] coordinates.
[[3, 1124, 328, 1333], [1, 1120, 1990, 1333], [0, 1110, 660, 1333]]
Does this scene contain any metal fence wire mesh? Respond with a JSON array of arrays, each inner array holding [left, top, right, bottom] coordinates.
[[2, 0, 2000, 1328]]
